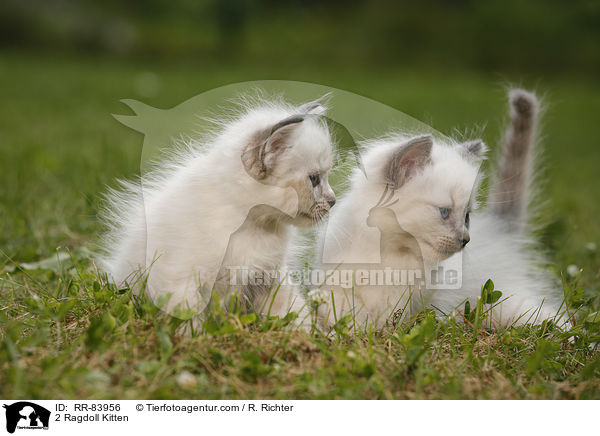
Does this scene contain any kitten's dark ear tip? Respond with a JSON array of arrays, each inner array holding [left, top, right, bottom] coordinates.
[[461, 139, 488, 160], [409, 134, 434, 149], [300, 102, 326, 115], [298, 94, 330, 115], [509, 89, 539, 118], [270, 114, 305, 134]]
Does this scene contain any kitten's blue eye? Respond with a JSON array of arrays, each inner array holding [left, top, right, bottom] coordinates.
[[439, 207, 450, 220], [465, 212, 470, 226], [309, 174, 320, 187]]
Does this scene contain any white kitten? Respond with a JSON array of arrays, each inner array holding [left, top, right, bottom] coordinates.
[[311, 89, 566, 329], [313, 133, 481, 327], [98, 96, 335, 319]]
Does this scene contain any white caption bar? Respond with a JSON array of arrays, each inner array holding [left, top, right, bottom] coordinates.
[[0, 400, 591, 436]]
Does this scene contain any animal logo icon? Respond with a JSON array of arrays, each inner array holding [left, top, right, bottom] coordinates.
[[3, 402, 50, 434]]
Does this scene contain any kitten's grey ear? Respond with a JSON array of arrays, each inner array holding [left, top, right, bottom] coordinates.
[[385, 135, 433, 189], [242, 116, 304, 180], [460, 139, 488, 160], [270, 114, 305, 135], [297, 94, 330, 115]]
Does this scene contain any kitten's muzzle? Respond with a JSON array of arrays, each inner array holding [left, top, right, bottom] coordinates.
[[437, 232, 470, 258], [309, 198, 335, 221]]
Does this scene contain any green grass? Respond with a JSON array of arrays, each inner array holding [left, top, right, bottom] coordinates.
[[1, 52, 599, 399]]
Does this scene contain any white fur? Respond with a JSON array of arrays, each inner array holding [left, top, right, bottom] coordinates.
[[98, 97, 334, 317], [311, 134, 565, 328], [431, 213, 564, 325]]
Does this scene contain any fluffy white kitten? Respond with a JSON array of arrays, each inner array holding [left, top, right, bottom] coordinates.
[[312, 89, 565, 329], [98, 96, 335, 318]]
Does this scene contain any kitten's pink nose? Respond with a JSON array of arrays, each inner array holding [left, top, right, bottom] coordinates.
[[460, 235, 470, 248], [328, 199, 336, 208]]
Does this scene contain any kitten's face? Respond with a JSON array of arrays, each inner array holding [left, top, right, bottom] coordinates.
[[241, 114, 336, 225], [272, 119, 336, 226], [389, 167, 475, 262], [369, 135, 484, 262]]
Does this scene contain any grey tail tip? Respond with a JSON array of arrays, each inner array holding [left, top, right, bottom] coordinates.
[[509, 88, 539, 118]]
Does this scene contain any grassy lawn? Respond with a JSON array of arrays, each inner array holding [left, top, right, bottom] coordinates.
[[1, 53, 599, 399]]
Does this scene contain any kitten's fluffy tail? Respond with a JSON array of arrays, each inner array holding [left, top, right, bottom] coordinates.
[[488, 89, 540, 229]]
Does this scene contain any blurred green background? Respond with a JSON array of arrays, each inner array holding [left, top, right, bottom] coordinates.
[[2, 0, 599, 74], [0, 0, 599, 291]]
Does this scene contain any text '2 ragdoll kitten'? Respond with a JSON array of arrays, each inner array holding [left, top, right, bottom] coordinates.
[[98, 96, 336, 321], [312, 89, 566, 329]]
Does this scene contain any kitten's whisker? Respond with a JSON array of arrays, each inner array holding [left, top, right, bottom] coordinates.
[[382, 185, 396, 205], [328, 229, 346, 255], [374, 184, 389, 208]]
